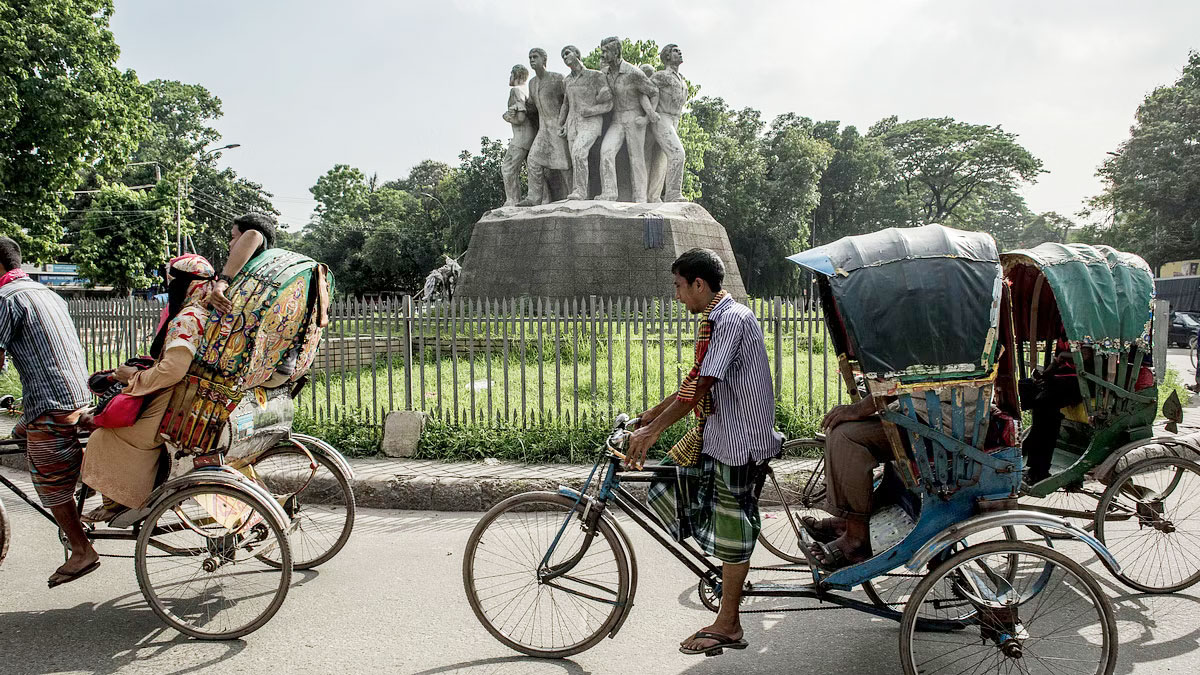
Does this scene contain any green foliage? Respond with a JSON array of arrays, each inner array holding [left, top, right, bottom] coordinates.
[[293, 410, 382, 457], [0, 0, 150, 263], [691, 98, 833, 296], [869, 116, 1045, 226], [74, 181, 173, 292], [811, 123, 895, 244], [1086, 51, 1200, 272], [441, 137, 506, 253]]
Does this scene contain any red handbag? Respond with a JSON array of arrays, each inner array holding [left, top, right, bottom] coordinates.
[[92, 392, 145, 428]]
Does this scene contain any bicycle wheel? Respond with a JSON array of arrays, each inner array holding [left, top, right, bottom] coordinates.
[[0, 496, 9, 567], [900, 540, 1117, 675], [463, 491, 631, 658], [135, 484, 292, 640], [245, 443, 356, 569], [863, 526, 1017, 614], [1095, 456, 1200, 593], [758, 438, 825, 564]]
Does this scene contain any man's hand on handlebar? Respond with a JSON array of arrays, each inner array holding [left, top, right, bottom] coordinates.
[[625, 425, 659, 470]]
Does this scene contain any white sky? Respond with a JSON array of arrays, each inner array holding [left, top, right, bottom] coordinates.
[[110, 0, 1199, 231]]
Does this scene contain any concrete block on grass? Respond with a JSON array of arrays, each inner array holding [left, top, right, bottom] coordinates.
[[382, 410, 427, 458]]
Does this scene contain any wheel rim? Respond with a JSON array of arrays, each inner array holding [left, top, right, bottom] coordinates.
[[903, 542, 1114, 675], [758, 464, 825, 564], [464, 494, 627, 656], [1097, 458, 1200, 592], [136, 486, 291, 639], [249, 446, 354, 568]]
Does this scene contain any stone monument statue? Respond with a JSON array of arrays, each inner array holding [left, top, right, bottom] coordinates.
[[558, 45, 612, 201], [647, 44, 688, 202], [596, 36, 658, 202], [519, 48, 570, 206], [500, 64, 533, 207]]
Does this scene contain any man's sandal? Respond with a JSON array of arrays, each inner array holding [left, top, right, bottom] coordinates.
[[799, 516, 842, 544], [47, 560, 100, 589], [679, 630, 749, 657], [809, 540, 871, 571]]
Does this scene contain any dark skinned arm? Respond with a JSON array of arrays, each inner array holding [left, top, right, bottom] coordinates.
[[625, 376, 716, 469]]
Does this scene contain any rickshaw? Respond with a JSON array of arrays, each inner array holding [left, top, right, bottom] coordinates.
[[1004, 243, 1200, 593], [461, 225, 1120, 674], [0, 249, 355, 640]]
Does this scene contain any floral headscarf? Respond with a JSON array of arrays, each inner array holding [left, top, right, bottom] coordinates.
[[150, 254, 215, 359]]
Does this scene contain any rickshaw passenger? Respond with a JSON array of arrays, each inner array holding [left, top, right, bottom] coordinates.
[[81, 255, 215, 522], [626, 248, 783, 657], [0, 236, 98, 587], [205, 212, 276, 314]]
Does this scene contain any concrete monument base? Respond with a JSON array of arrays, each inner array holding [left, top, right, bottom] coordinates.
[[454, 200, 747, 302]]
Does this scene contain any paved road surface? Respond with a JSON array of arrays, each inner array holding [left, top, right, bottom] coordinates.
[[3, 480, 1200, 675]]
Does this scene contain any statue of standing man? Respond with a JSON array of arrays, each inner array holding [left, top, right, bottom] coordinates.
[[558, 45, 612, 200], [519, 47, 570, 206], [597, 36, 657, 202], [500, 64, 533, 207], [647, 44, 688, 202]]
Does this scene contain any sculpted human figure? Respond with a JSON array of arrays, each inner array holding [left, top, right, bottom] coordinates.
[[501, 64, 534, 207], [647, 44, 688, 202], [596, 36, 658, 202], [557, 45, 613, 200], [519, 47, 570, 206]]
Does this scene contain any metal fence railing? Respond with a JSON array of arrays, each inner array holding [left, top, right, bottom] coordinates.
[[66, 296, 841, 429]]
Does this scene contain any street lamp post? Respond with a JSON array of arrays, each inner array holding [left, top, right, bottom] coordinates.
[[177, 144, 242, 256], [420, 192, 455, 254]]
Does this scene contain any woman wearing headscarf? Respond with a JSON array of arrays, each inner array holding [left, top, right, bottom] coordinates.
[[81, 254, 215, 522]]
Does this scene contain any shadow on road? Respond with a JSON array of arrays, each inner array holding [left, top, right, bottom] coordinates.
[[410, 655, 590, 675], [0, 589, 245, 675]]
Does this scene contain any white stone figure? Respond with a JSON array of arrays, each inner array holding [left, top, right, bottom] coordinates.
[[647, 44, 688, 203], [519, 48, 570, 206], [557, 45, 613, 201], [501, 64, 534, 207], [596, 36, 657, 202]]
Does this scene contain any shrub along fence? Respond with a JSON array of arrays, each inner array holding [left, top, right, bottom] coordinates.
[[66, 295, 844, 433]]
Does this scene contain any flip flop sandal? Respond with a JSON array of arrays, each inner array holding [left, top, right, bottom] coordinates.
[[811, 540, 870, 572], [47, 560, 100, 589], [800, 516, 841, 544], [679, 630, 749, 657]]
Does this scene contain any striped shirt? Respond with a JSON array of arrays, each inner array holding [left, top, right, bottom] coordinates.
[[0, 278, 91, 423], [698, 294, 784, 465]]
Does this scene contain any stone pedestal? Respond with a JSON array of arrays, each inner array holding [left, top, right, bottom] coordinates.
[[455, 200, 747, 302]]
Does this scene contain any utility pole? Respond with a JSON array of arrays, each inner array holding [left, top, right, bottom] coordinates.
[[176, 179, 184, 257]]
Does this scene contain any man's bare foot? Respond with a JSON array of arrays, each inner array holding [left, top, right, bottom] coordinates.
[[48, 547, 100, 587], [680, 620, 745, 652], [810, 533, 871, 570]]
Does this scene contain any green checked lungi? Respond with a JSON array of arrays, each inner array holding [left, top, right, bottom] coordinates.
[[647, 454, 768, 564]]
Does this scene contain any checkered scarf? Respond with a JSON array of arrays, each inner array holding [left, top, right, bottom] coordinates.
[[668, 290, 727, 466]]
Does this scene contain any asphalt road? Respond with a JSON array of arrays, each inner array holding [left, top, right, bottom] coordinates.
[[3, 485, 1200, 675], [0, 348, 1194, 675]]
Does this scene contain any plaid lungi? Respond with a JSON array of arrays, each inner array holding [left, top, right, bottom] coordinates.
[[647, 454, 767, 564], [15, 409, 85, 508]]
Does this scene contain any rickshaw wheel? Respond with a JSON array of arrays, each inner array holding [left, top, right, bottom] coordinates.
[[246, 443, 356, 570], [0, 496, 9, 566], [135, 484, 292, 640], [463, 492, 631, 658], [1095, 456, 1200, 593], [758, 437, 826, 565], [900, 540, 1117, 675], [863, 526, 1017, 614]]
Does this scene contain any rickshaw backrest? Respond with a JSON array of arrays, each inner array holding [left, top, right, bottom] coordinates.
[[159, 249, 333, 454]]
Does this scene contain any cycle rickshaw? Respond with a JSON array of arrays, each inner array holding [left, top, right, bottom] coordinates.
[[1004, 243, 1200, 593], [462, 224, 1120, 674], [0, 249, 355, 640]]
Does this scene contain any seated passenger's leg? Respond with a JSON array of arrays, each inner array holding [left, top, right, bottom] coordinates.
[[1022, 405, 1063, 483], [816, 419, 892, 566]]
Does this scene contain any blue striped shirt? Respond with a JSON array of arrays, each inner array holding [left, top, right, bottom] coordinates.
[[0, 278, 91, 423], [698, 294, 784, 465]]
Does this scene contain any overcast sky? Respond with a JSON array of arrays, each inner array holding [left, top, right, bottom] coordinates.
[[110, 0, 1199, 231]]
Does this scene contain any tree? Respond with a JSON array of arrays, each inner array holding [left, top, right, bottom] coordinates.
[[811, 122, 896, 244], [691, 99, 832, 295], [74, 181, 173, 293], [437, 137, 506, 253], [384, 159, 452, 194], [1088, 51, 1200, 272], [0, 0, 149, 262], [870, 117, 1044, 226]]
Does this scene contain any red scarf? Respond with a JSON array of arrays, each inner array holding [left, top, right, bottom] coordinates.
[[0, 269, 29, 289]]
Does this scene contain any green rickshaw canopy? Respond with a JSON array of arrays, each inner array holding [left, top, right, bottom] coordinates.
[[1001, 243, 1153, 350]]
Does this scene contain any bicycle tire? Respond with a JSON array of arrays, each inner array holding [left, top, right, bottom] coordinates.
[[135, 484, 292, 640], [899, 540, 1118, 675], [248, 443, 356, 569], [463, 491, 631, 658], [757, 437, 825, 564], [0, 495, 9, 567]]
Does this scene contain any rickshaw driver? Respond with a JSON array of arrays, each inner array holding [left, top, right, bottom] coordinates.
[[0, 236, 99, 587], [626, 248, 783, 657]]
